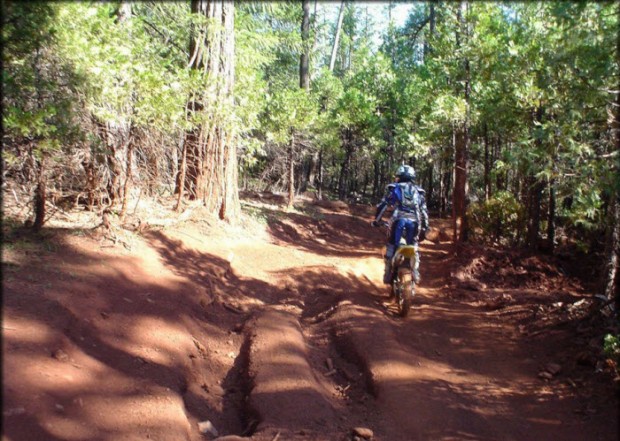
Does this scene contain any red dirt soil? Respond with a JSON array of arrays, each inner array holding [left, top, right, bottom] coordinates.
[[2, 192, 618, 440]]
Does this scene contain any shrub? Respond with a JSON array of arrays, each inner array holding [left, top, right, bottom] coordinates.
[[468, 191, 525, 245], [603, 334, 620, 364]]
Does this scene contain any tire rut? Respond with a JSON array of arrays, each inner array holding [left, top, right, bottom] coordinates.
[[231, 290, 385, 441]]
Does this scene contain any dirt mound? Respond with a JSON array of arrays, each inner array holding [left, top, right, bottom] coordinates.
[[313, 199, 351, 212], [452, 245, 579, 290], [243, 309, 337, 436], [425, 224, 451, 243], [448, 242, 618, 408]]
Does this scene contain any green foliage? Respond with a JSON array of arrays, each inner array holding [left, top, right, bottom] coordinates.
[[564, 187, 604, 231], [2, 2, 84, 176], [55, 3, 190, 131], [265, 87, 317, 144], [468, 191, 525, 245], [603, 334, 620, 364], [2, 0, 618, 256]]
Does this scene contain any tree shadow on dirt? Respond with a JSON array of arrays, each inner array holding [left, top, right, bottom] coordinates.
[[139, 230, 390, 434], [244, 203, 382, 259], [3, 227, 248, 440], [143, 228, 384, 312]]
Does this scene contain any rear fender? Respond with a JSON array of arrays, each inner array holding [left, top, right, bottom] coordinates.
[[391, 245, 416, 270], [395, 245, 416, 259]]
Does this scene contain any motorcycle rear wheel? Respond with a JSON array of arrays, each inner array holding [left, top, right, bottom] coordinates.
[[395, 267, 414, 317]]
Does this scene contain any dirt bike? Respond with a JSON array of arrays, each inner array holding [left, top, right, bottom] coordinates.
[[374, 220, 418, 317]]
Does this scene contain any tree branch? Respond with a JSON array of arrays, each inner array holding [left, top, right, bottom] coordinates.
[[140, 17, 188, 57], [402, 16, 432, 43]]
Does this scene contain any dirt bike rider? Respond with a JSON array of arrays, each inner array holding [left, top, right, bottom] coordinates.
[[371, 164, 429, 284]]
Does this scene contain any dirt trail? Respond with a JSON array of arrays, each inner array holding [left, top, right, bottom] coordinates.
[[2, 195, 618, 441]]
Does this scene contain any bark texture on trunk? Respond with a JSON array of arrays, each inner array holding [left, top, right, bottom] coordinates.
[[33, 154, 47, 231], [288, 133, 295, 209], [526, 107, 545, 250], [317, 148, 324, 200], [119, 136, 134, 221], [175, 136, 188, 212], [338, 129, 353, 201], [329, 1, 345, 72], [525, 176, 543, 249], [484, 123, 490, 201], [603, 33, 620, 307], [300, 0, 310, 91], [604, 196, 619, 308], [183, 0, 240, 222], [547, 177, 556, 253], [453, 2, 470, 243], [453, 127, 468, 242]]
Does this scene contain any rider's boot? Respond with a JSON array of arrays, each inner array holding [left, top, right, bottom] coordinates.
[[383, 259, 392, 284], [383, 244, 395, 284], [413, 247, 421, 283], [413, 269, 421, 284]]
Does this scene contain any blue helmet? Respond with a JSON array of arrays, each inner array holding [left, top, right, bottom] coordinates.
[[395, 164, 415, 183]]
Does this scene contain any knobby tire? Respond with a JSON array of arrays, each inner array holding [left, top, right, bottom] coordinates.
[[396, 267, 413, 317]]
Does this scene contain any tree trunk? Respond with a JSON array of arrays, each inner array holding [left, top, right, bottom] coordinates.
[[495, 136, 505, 191], [33, 153, 47, 231], [484, 122, 491, 201], [116, 1, 131, 23], [84, 156, 97, 211], [119, 133, 134, 221], [372, 159, 380, 199], [439, 155, 445, 216], [184, 104, 203, 200], [338, 130, 353, 200], [294, 0, 312, 197], [453, 128, 468, 242], [423, 1, 436, 60], [346, 10, 353, 72], [604, 195, 619, 309], [287, 133, 295, 209], [427, 163, 434, 209], [603, 36, 620, 308], [329, 0, 345, 72], [310, 1, 319, 50], [307, 151, 318, 190], [317, 147, 324, 200], [349, 149, 356, 196], [106, 125, 124, 205], [526, 176, 544, 249], [547, 177, 556, 253], [362, 170, 369, 199], [453, 2, 470, 243], [106, 2, 133, 208], [440, 147, 451, 218], [173, 111, 189, 196], [184, 0, 239, 222], [300, 0, 310, 90], [175, 134, 188, 212], [526, 107, 545, 249], [461, 1, 471, 241]]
